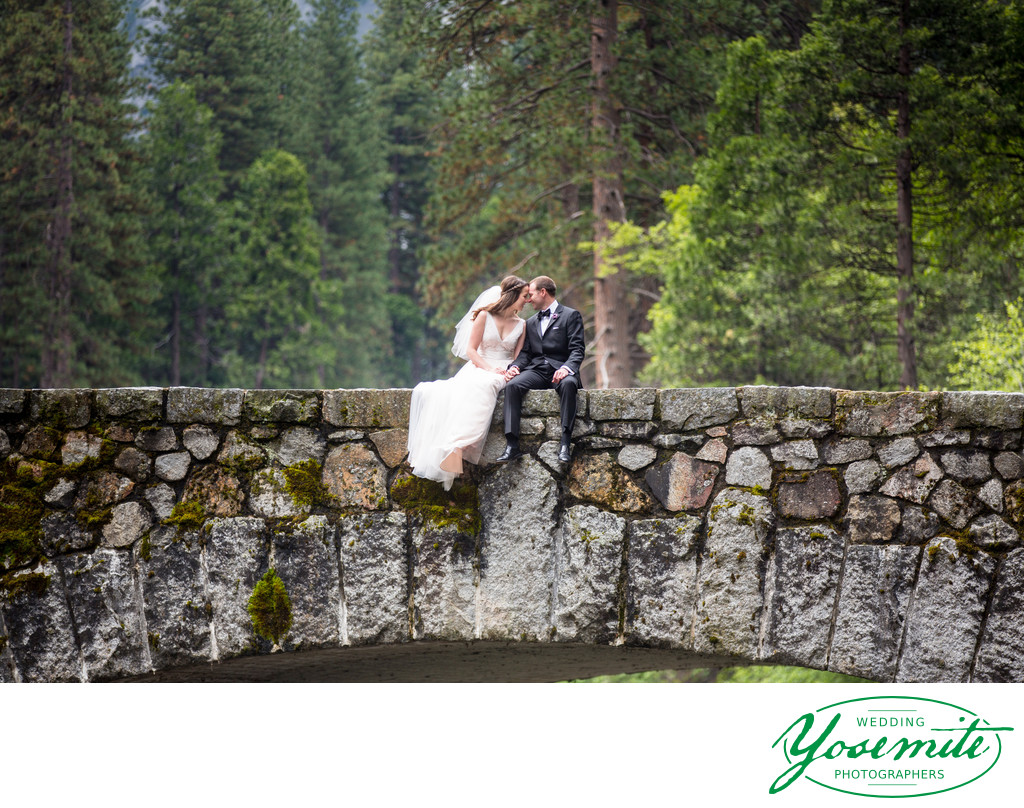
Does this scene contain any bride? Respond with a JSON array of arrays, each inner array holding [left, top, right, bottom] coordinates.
[[407, 275, 531, 489]]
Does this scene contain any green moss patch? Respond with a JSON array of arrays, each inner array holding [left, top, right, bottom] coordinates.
[[0, 459, 60, 572], [391, 474, 481, 536], [927, 534, 984, 564], [247, 569, 292, 646], [162, 501, 207, 534], [951, 533, 983, 559], [139, 533, 152, 562], [283, 460, 332, 508], [1, 437, 130, 569], [0, 570, 51, 600], [76, 507, 112, 531]]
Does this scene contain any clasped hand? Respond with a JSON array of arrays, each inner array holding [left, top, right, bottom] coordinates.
[[503, 365, 568, 383]]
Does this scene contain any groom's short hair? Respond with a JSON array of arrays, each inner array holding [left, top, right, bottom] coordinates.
[[531, 275, 556, 296]]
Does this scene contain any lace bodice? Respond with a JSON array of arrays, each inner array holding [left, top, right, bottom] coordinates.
[[478, 312, 523, 361]]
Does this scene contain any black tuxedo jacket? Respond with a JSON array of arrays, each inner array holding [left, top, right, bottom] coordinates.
[[510, 303, 586, 382]]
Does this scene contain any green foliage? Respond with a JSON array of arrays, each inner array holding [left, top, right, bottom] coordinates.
[[139, 1, 427, 390], [145, 0, 299, 183], [364, 0, 450, 385], [247, 568, 293, 646], [5, 0, 1021, 394], [630, 2, 1024, 391], [221, 149, 324, 388], [716, 665, 869, 684], [0, 0, 155, 388], [141, 81, 228, 386], [289, 0, 393, 388], [410, 0, 821, 385], [948, 298, 1024, 392], [141, 1, 339, 390], [414, 0, 594, 321]]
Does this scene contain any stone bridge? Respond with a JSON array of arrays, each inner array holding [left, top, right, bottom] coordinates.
[[1, 385, 1023, 682]]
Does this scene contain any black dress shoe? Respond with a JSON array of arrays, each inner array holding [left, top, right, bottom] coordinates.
[[496, 444, 523, 463], [558, 443, 571, 463]]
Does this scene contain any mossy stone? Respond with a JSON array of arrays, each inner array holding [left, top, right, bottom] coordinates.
[[283, 460, 332, 508], [29, 389, 91, 429], [244, 390, 319, 423], [166, 387, 244, 425], [0, 457, 62, 571], [391, 473, 481, 536], [94, 388, 164, 421], [0, 570, 51, 599], [0, 389, 26, 416], [163, 501, 207, 534]]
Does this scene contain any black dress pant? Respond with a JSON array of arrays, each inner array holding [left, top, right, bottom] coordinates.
[[503, 364, 581, 442]]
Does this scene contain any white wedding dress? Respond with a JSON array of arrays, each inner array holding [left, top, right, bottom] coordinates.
[[407, 312, 524, 490]]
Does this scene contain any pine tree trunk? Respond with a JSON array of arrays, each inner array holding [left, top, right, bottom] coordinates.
[[256, 336, 269, 390], [42, 0, 75, 388], [388, 153, 407, 384], [590, 0, 631, 389], [195, 303, 209, 384], [171, 201, 181, 387], [316, 207, 331, 388], [389, 152, 402, 290], [896, 0, 916, 389], [171, 286, 181, 387]]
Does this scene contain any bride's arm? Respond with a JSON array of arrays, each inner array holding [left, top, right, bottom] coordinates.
[[512, 328, 525, 362], [501, 327, 528, 381], [465, 315, 502, 372]]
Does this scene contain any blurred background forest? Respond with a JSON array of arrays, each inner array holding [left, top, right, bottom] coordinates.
[[2, 0, 1023, 393]]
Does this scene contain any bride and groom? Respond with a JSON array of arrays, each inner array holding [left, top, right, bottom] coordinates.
[[407, 274, 585, 490]]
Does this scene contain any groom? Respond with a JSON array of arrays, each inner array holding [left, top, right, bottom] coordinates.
[[497, 275, 585, 464]]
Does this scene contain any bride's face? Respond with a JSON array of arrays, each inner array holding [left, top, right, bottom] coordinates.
[[513, 285, 531, 313]]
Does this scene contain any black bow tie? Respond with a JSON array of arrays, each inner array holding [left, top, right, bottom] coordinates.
[[538, 309, 551, 319]]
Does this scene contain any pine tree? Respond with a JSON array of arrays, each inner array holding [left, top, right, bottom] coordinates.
[[144, 0, 314, 386], [142, 81, 227, 386], [632, 1, 1021, 390], [0, 0, 154, 387], [222, 149, 323, 389], [408, 0, 820, 387], [775, 0, 987, 388], [145, 0, 299, 184], [363, 0, 447, 385], [290, 0, 392, 388]]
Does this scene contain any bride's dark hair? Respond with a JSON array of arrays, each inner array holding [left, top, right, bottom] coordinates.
[[472, 275, 528, 319]]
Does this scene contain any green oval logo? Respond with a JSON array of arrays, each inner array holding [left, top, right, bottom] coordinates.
[[771, 696, 1013, 798]]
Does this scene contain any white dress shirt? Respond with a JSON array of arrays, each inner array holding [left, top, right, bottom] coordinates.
[[539, 300, 573, 376], [539, 301, 558, 336]]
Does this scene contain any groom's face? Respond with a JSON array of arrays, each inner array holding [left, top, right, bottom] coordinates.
[[529, 282, 550, 311]]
